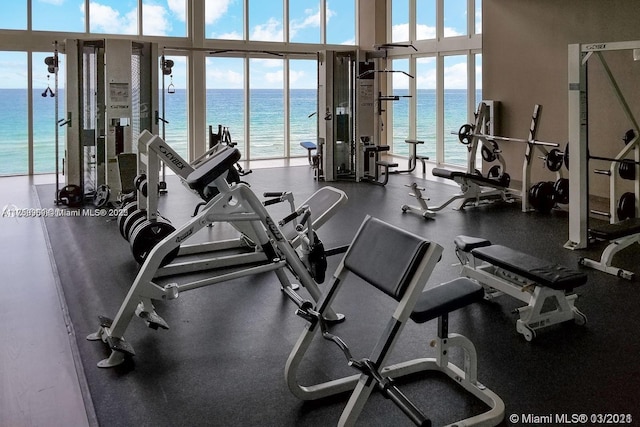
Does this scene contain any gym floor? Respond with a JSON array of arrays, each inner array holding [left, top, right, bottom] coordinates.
[[2, 159, 640, 427]]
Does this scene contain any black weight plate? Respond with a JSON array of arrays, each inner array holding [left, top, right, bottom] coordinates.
[[617, 192, 636, 221], [134, 173, 147, 190], [487, 164, 501, 178], [528, 182, 542, 210], [94, 185, 110, 208], [535, 181, 556, 213], [59, 184, 83, 207], [564, 143, 569, 170], [122, 209, 147, 242], [618, 159, 636, 180], [500, 172, 511, 188], [481, 144, 496, 162], [118, 202, 138, 239], [458, 124, 473, 145], [553, 178, 569, 205], [546, 149, 564, 172], [129, 219, 179, 266]]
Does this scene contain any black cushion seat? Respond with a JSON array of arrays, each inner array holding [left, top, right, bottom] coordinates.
[[589, 217, 640, 240], [410, 278, 484, 324], [432, 168, 507, 188], [185, 147, 241, 194], [471, 245, 587, 291]]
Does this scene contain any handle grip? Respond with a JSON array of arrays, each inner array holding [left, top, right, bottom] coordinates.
[[263, 192, 285, 197], [383, 384, 430, 427]]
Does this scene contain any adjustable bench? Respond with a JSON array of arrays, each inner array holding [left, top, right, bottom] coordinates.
[[286, 217, 504, 426], [579, 217, 640, 280], [455, 235, 588, 341], [401, 168, 514, 218]]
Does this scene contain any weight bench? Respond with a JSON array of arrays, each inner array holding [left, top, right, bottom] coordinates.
[[455, 235, 588, 341], [429, 168, 514, 211], [286, 217, 505, 426], [579, 217, 640, 280], [299, 141, 318, 167]]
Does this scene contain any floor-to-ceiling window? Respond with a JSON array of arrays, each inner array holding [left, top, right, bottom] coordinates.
[[387, 0, 482, 167], [33, 52, 66, 174], [159, 55, 188, 160], [0, 0, 367, 175], [443, 54, 468, 166], [390, 58, 411, 156], [249, 57, 285, 159], [206, 57, 246, 155], [0, 52, 28, 175], [289, 59, 318, 157], [416, 56, 437, 160]]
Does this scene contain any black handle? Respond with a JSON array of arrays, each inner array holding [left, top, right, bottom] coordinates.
[[263, 192, 285, 197], [382, 384, 431, 427], [263, 198, 281, 206]]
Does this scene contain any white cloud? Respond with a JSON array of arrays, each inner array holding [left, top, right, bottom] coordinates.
[[206, 0, 233, 25], [290, 7, 320, 39], [416, 23, 436, 40], [264, 70, 284, 85], [143, 4, 171, 36], [250, 17, 283, 42], [392, 23, 409, 42], [443, 62, 468, 89], [167, 0, 187, 22], [444, 26, 464, 37], [82, 2, 137, 34]]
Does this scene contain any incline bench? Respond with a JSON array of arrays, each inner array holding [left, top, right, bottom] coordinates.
[[455, 235, 588, 341], [579, 217, 640, 280]]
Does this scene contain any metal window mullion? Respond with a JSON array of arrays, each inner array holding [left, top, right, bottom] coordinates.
[[284, 0, 289, 42], [467, 51, 475, 123], [409, 0, 416, 43], [321, 0, 326, 44], [436, 53, 444, 164], [244, 57, 251, 160], [28, 51, 33, 175], [284, 58, 290, 157], [409, 56, 416, 140]]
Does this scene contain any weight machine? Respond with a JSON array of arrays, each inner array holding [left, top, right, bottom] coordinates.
[[89, 146, 348, 367], [566, 40, 640, 251], [63, 39, 159, 205], [316, 48, 413, 185]]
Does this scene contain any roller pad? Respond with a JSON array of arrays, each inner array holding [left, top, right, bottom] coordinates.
[[454, 235, 492, 252], [186, 147, 241, 192], [410, 278, 484, 324], [471, 245, 587, 290]]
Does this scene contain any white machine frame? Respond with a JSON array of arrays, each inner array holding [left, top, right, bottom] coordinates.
[[286, 218, 504, 426], [566, 40, 640, 250], [456, 242, 587, 341], [89, 147, 347, 367]]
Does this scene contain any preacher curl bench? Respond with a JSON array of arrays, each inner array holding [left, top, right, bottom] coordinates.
[[455, 236, 588, 341], [286, 217, 504, 426]]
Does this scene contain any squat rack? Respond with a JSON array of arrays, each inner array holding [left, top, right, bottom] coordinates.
[[565, 40, 640, 250]]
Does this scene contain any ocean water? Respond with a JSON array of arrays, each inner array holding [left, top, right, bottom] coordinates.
[[0, 88, 478, 175]]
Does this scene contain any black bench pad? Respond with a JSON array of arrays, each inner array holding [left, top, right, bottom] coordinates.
[[471, 245, 587, 290], [589, 217, 640, 240], [410, 278, 483, 324], [454, 235, 492, 252], [186, 147, 241, 192], [432, 168, 507, 188], [345, 216, 430, 301]]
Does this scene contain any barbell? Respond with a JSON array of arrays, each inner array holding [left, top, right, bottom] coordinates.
[[457, 124, 561, 148]]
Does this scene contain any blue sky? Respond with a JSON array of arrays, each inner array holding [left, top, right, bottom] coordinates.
[[0, 1, 477, 90]]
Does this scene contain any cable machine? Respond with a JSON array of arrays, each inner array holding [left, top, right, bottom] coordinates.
[[316, 48, 415, 185], [63, 39, 159, 204]]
